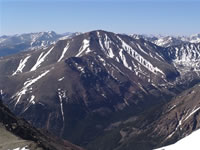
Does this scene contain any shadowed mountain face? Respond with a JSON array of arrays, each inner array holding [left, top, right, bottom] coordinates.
[[111, 82, 200, 150], [0, 30, 200, 150], [86, 83, 200, 150]]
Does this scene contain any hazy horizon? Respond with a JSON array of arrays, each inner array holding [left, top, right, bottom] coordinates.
[[0, 0, 200, 36], [0, 29, 200, 37]]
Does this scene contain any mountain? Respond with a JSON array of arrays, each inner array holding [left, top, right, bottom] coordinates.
[[131, 34, 200, 84], [131, 34, 187, 47], [165, 43, 200, 74], [0, 98, 84, 150], [1, 30, 200, 150], [153, 36, 186, 48], [0, 31, 77, 57], [131, 34, 200, 47], [189, 33, 200, 43], [0, 30, 181, 146]]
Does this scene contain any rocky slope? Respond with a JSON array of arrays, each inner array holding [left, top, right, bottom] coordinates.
[[0, 98, 84, 150], [152, 82, 200, 148], [86, 82, 200, 150]]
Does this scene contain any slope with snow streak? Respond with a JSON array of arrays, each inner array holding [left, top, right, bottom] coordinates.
[[155, 129, 200, 150], [96, 31, 116, 58], [0, 30, 180, 111], [12, 55, 31, 75], [97, 32, 166, 76], [58, 88, 68, 123], [104, 33, 115, 58], [12, 70, 50, 106], [76, 39, 91, 57], [117, 35, 164, 75], [94, 31, 178, 84], [57, 43, 70, 62], [30, 46, 54, 71]]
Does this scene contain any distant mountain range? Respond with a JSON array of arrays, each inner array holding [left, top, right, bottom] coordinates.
[[0, 30, 200, 150], [0, 31, 81, 57], [1, 31, 200, 57], [131, 33, 200, 47]]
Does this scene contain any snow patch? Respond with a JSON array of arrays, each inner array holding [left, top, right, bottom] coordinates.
[[97, 32, 115, 58], [0, 89, 3, 96], [104, 34, 115, 58], [98, 55, 106, 66], [155, 129, 200, 150], [12, 55, 31, 75], [29, 95, 35, 104], [136, 43, 149, 55], [97, 31, 106, 51], [169, 105, 176, 111], [76, 39, 91, 57], [13, 70, 50, 106], [30, 46, 54, 71], [77, 66, 85, 73], [9, 145, 30, 150], [58, 77, 65, 81], [58, 89, 67, 122], [101, 93, 106, 98], [184, 106, 200, 121], [119, 48, 132, 70], [57, 43, 70, 62]]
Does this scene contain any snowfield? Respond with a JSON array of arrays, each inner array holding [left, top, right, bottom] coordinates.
[[155, 129, 200, 150]]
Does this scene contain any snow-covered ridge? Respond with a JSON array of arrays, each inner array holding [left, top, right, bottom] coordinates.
[[166, 43, 200, 74], [190, 33, 200, 43]]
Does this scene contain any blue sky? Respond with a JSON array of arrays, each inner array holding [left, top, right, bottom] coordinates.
[[0, 0, 200, 36]]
